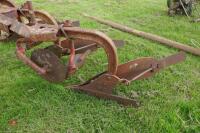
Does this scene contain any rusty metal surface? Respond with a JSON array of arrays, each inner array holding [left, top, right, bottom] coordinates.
[[57, 39, 98, 54], [116, 57, 158, 81], [56, 39, 123, 56], [0, 14, 14, 40], [10, 21, 58, 41], [158, 51, 186, 69], [0, 1, 187, 107], [0, 0, 16, 8], [45, 45, 63, 58], [61, 27, 119, 75], [31, 49, 67, 82], [74, 74, 120, 94], [73, 52, 185, 106], [0, 14, 15, 26], [0, 7, 17, 18], [0, 1, 58, 41], [16, 39, 47, 75], [20, 10, 58, 26], [116, 52, 186, 81], [74, 85, 140, 107]]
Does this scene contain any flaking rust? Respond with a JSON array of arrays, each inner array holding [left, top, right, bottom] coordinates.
[[0, 0, 186, 107]]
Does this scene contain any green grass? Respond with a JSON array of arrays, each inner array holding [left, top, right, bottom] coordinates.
[[0, 0, 200, 132]]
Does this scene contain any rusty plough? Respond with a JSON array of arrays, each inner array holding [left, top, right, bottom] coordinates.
[[0, 0, 186, 107]]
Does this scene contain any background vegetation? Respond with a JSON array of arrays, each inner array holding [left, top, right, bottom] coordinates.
[[0, 0, 200, 132]]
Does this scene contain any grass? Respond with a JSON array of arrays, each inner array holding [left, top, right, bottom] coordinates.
[[0, 0, 200, 132]]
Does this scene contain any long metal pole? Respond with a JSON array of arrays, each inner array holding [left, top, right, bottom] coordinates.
[[83, 13, 200, 56]]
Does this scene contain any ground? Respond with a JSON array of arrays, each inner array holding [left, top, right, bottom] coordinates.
[[0, 0, 200, 132]]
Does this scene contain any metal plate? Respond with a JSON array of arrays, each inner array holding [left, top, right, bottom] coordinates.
[[31, 49, 67, 83], [116, 52, 185, 81], [116, 57, 157, 81], [73, 73, 139, 107], [45, 45, 63, 58]]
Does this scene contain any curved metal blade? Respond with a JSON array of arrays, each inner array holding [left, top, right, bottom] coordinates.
[[31, 49, 67, 83]]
